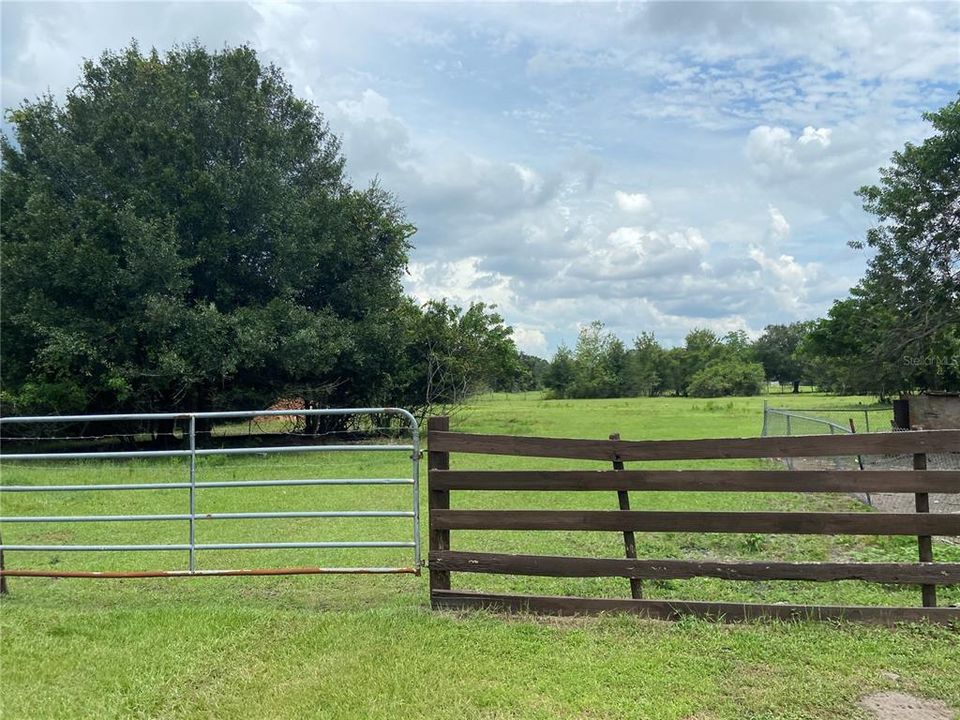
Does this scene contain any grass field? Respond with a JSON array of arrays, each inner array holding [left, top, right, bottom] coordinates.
[[2, 392, 958, 719]]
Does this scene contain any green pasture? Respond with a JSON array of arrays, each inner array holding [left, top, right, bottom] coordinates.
[[1, 392, 957, 719]]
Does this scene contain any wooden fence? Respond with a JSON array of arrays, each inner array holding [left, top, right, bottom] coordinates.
[[427, 417, 960, 623]]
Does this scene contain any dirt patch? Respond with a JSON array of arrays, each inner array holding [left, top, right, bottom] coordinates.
[[858, 692, 956, 720], [783, 455, 960, 526], [852, 491, 960, 517]]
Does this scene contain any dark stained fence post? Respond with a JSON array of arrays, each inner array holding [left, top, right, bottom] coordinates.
[[429, 416, 451, 595], [893, 399, 910, 430], [610, 433, 642, 599], [913, 452, 936, 607], [0, 530, 7, 595], [848, 418, 869, 506]]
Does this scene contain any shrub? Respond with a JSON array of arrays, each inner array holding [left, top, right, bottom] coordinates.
[[687, 359, 766, 397]]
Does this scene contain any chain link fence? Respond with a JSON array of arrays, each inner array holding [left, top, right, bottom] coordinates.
[[761, 403, 960, 515]]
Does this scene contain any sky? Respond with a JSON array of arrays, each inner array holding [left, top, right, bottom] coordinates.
[[2, 2, 958, 357]]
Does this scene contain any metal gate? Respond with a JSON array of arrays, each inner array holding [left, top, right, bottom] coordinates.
[[0, 408, 420, 578]]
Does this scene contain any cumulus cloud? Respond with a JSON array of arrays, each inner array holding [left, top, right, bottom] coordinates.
[[614, 190, 653, 214], [799, 126, 832, 147], [569, 225, 708, 282], [748, 247, 822, 313], [406, 256, 515, 310], [323, 89, 411, 175], [746, 124, 835, 179], [511, 326, 548, 356], [2, 1, 951, 353]]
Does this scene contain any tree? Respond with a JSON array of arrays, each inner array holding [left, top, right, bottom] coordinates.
[[626, 332, 664, 396], [544, 345, 576, 398], [799, 296, 906, 399], [721, 330, 754, 360], [675, 328, 723, 396], [687, 358, 766, 398], [753, 321, 815, 393], [395, 300, 519, 416], [1, 43, 417, 419], [516, 353, 550, 391], [568, 321, 626, 399], [849, 96, 960, 391]]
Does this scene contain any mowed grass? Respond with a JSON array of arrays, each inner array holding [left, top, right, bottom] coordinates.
[[1, 392, 958, 719]]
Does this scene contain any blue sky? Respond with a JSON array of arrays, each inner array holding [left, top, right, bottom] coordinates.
[[3, 1, 958, 356]]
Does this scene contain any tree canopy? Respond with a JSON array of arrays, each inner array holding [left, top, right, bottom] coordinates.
[[803, 97, 960, 394], [1, 43, 517, 418], [753, 322, 815, 393], [543, 324, 765, 399]]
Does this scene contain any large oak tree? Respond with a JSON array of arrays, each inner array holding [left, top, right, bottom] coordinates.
[[1, 43, 420, 417]]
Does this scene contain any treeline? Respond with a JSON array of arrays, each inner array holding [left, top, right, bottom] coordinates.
[[538, 96, 960, 400], [533, 300, 957, 401], [530, 318, 869, 400], [2, 45, 955, 418], [537, 322, 768, 399]]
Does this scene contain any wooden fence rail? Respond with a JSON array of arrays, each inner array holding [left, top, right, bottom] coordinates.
[[427, 419, 960, 624]]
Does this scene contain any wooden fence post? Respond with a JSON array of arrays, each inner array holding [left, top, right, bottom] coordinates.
[[610, 433, 642, 599], [429, 416, 451, 595], [913, 452, 936, 607], [848, 418, 869, 506], [0, 530, 7, 595]]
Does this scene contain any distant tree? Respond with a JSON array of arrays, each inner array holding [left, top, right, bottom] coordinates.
[[516, 353, 551, 391], [626, 332, 665, 396], [544, 323, 779, 400], [544, 345, 576, 398], [799, 297, 904, 399], [688, 358, 766, 398], [753, 322, 815, 393], [721, 330, 754, 360], [397, 300, 519, 415], [675, 328, 723, 396], [568, 321, 624, 399], [1, 43, 416, 419], [603, 336, 630, 398], [662, 347, 686, 396]]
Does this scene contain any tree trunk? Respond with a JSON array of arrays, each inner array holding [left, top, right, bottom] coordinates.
[[792, 380, 800, 394]]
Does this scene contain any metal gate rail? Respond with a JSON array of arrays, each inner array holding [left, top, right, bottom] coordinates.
[[0, 407, 421, 578]]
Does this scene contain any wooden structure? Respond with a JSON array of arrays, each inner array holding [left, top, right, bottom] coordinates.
[[427, 417, 960, 623], [900, 392, 960, 430]]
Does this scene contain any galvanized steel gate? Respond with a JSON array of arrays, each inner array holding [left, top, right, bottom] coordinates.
[[0, 408, 421, 578]]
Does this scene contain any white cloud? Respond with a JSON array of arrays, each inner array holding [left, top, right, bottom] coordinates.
[[406, 256, 515, 310], [512, 326, 548, 356], [766, 205, 791, 245], [511, 163, 545, 196], [746, 124, 836, 180], [2, 1, 953, 355], [799, 126, 832, 147], [614, 190, 653, 214], [568, 225, 708, 283], [748, 246, 825, 314], [336, 89, 393, 122]]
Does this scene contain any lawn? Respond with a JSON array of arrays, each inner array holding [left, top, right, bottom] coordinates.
[[1, 392, 958, 719]]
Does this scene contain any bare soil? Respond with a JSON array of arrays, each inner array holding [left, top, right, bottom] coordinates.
[[858, 692, 957, 720]]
